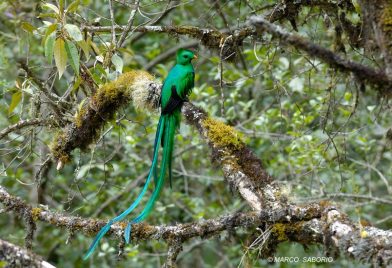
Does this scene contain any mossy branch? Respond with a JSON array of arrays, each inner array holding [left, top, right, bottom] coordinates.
[[0, 184, 321, 246], [47, 71, 392, 265], [49, 70, 273, 211], [0, 238, 54, 268], [1, 184, 391, 266], [82, 24, 254, 60], [50, 70, 161, 167], [249, 16, 392, 96]]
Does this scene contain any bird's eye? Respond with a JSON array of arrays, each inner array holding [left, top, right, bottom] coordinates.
[[184, 55, 188, 58]]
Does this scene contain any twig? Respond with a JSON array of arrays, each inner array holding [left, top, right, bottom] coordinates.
[[329, 193, 392, 205], [116, 0, 140, 48], [145, 41, 199, 71], [82, 24, 254, 53], [0, 118, 51, 140], [130, 0, 178, 44], [249, 16, 392, 94], [91, 170, 149, 217], [348, 158, 392, 194], [34, 156, 52, 184], [164, 239, 183, 268], [108, 0, 117, 46]]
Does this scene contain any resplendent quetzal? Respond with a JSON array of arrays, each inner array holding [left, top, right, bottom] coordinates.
[[84, 49, 197, 259]]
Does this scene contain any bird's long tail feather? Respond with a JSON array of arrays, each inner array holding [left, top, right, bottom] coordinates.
[[124, 114, 176, 242], [83, 117, 165, 260]]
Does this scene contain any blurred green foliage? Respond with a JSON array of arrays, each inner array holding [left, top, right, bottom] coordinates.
[[0, 0, 390, 267]]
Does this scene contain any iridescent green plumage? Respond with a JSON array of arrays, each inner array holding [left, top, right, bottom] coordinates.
[[84, 49, 196, 259]]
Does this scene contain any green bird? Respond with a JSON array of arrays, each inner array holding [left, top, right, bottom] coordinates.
[[84, 49, 197, 259]]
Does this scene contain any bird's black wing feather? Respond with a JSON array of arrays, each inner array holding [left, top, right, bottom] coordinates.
[[161, 85, 184, 115]]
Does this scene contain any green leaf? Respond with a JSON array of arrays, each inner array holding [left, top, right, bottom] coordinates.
[[45, 32, 56, 64], [54, 38, 67, 79], [45, 23, 58, 40], [8, 91, 22, 114], [42, 3, 59, 14], [111, 54, 123, 73], [64, 24, 83, 42], [65, 40, 80, 76], [72, 76, 82, 93], [66, 0, 80, 13], [37, 13, 58, 19], [42, 23, 57, 48], [344, 92, 352, 101], [77, 40, 90, 59], [21, 22, 36, 33]]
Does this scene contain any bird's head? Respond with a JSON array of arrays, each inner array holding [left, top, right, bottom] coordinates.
[[176, 49, 197, 65]]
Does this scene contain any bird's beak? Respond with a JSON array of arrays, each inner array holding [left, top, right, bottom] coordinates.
[[193, 54, 198, 60]]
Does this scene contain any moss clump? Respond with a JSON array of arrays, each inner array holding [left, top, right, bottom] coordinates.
[[381, 4, 392, 31], [360, 230, 368, 238], [202, 118, 244, 150], [92, 71, 153, 110], [31, 207, 42, 221], [50, 70, 155, 164], [272, 223, 288, 241], [135, 222, 156, 239], [119, 221, 127, 229], [74, 103, 88, 128], [50, 130, 71, 163]]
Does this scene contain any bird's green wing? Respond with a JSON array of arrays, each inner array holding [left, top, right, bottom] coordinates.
[[176, 70, 194, 99]]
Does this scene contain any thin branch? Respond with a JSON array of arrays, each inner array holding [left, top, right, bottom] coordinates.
[[300, 193, 392, 206], [0, 118, 51, 140], [82, 24, 254, 54], [358, 0, 392, 75], [130, 0, 178, 44], [164, 239, 183, 268], [145, 41, 199, 71], [116, 0, 140, 48], [249, 16, 392, 95], [108, 0, 117, 46], [348, 158, 392, 194]]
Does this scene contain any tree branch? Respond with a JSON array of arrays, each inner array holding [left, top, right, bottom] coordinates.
[[1, 183, 391, 265], [249, 16, 392, 96], [358, 0, 392, 75], [0, 238, 55, 268], [41, 69, 391, 265], [83, 21, 392, 92], [0, 184, 323, 243], [0, 118, 52, 140], [116, 0, 140, 48], [82, 24, 254, 60]]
